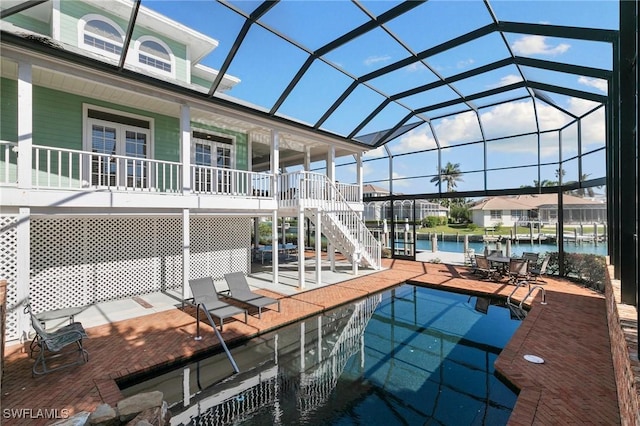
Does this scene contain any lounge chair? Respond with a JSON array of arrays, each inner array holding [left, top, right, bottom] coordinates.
[[25, 302, 88, 376], [188, 277, 247, 331], [224, 272, 281, 319]]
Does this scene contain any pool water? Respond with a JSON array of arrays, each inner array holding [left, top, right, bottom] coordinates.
[[122, 285, 521, 425]]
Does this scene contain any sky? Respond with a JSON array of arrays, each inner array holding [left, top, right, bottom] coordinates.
[[142, 0, 619, 196]]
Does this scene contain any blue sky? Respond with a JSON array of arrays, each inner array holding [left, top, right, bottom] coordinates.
[[144, 0, 618, 195]]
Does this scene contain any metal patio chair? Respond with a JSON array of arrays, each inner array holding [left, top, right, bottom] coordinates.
[[474, 255, 500, 281], [530, 254, 551, 283], [25, 302, 88, 376], [507, 258, 529, 284]]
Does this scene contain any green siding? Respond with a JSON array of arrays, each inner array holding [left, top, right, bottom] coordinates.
[[191, 123, 248, 171], [59, 2, 187, 83], [191, 75, 213, 90], [1, 78, 243, 167], [30, 85, 179, 161], [3, 14, 50, 36], [0, 78, 18, 142]]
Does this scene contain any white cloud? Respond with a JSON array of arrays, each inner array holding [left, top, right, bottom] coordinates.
[[364, 55, 392, 66], [456, 58, 475, 69], [567, 97, 601, 116], [511, 35, 570, 56], [363, 146, 387, 159], [494, 74, 522, 87], [392, 128, 438, 153], [433, 111, 483, 146], [578, 76, 608, 94]]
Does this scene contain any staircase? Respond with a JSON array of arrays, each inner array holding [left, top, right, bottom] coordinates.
[[282, 172, 380, 270]]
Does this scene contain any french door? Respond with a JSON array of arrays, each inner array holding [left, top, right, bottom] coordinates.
[[193, 137, 234, 193], [89, 118, 150, 188]]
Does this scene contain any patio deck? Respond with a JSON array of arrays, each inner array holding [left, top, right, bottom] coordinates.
[[1, 258, 625, 425]]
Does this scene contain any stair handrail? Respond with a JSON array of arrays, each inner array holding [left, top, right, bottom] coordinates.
[[301, 171, 381, 269]]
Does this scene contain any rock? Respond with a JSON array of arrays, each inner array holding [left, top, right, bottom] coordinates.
[[49, 411, 90, 426], [125, 402, 170, 426], [117, 391, 163, 423], [88, 403, 117, 426]]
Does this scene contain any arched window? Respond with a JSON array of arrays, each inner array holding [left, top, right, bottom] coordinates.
[[137, 38, 172, 73], [80, 16, 124, 57]]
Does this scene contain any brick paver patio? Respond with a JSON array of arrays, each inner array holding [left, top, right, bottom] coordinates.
[[1, 258, 621, 425]]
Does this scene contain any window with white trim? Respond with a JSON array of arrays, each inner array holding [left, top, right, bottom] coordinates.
[[139, 40, 171, 72], [136, 36, 174, 77], [84, 107, 152, 189], [192, 131, 235, 193], [490, 210, 502, 220], [80, 15, 124, 58]]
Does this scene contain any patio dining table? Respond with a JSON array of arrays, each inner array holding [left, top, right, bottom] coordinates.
[[487, 254, 511, 275]]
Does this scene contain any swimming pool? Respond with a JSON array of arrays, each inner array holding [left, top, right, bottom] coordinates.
[[122, 285, 521, 425]]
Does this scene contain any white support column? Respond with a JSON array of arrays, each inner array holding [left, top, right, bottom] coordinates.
[[327, 146, 335, 182], [182, 209, 190, 300], [315, 208, 322, 286], [17, 62, 33, 190], [272, 210, 279, 286], [16, 207, 30, 341], [298, 208, 305, 289], [304, 146, 311, 171], [180, 105, 191, 194], [271, 130, 279, 198], [352, 253, 359, 275], [356, 152, 363, 202], [271, 130, 280, 287], [327, 147, 336, 271]]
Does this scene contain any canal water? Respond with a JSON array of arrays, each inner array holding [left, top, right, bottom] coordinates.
[[415, 239, 607, 256]]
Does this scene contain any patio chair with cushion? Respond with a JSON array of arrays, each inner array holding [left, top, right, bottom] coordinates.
[[188, 277, 247, 331], [25, 302, 88, 376], [224, 272, 281, 319]]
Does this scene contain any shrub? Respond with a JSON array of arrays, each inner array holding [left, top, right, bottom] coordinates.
[[382, 247, 392, 258], [467, 223, 478, 231], [546, 252, 607, 292], [422, 216, 440, 228]]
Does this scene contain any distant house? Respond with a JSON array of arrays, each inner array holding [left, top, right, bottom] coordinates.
[[363, 184, 449, 222], [470, 194, 606, 227]]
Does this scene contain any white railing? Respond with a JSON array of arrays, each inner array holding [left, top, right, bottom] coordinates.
[[279, 171, 380, 269], [0, 141, 18, 185], [335, 182, 359, 203], [278, 172, 359, 206], [323, 176, 381, 269], [31, 145, 182, 192], [191, 165, 272, 197]]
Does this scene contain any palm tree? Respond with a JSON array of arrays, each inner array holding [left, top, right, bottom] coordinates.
[[430, 162, 463, 192], [573, 173, 596, 197]]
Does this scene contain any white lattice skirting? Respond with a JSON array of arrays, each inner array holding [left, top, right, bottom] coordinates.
[[1, 215, 251, 341]]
